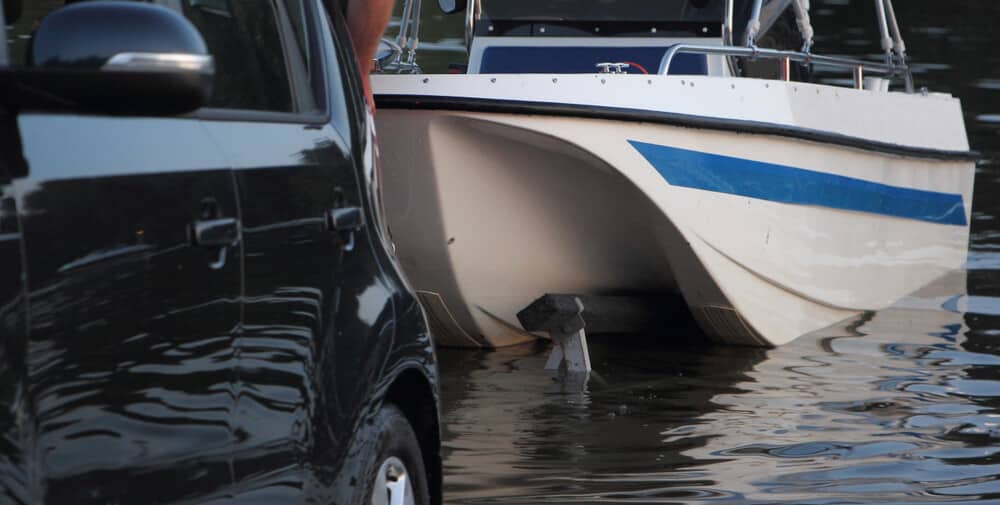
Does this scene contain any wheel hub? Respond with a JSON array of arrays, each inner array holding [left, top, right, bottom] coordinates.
[[372, 456, 416, 505]]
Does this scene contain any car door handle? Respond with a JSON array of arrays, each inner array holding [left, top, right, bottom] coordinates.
[[325, 207, 365, 232], [191, 217, 240, 248], [326, 207, 365, 251]]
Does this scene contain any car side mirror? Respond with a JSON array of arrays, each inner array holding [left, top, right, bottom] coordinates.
[[437, 0, 467, 14], [15, 1, 214, 116]]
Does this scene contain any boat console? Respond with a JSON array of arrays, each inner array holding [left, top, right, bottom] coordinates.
[[467, 0, 731, 75]]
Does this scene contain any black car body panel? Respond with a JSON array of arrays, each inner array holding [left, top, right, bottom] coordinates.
[[0, 0, 441, 504], [0, 113, 29, 505], [16, 113, 243, 504]]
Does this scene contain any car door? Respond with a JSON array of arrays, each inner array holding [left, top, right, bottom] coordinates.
[[191, 0, 396, 502], [14, 126, 243, 505], [6, 3, 242, 503], [189, 0, 342, 500]]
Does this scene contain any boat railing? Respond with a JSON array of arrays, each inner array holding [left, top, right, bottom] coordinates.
[[390, 0, 916, 92], [376, 0, 423, 73], [466, 0, 482, 52], [715, 0, 913, 91], [659, 43, 914, 92]]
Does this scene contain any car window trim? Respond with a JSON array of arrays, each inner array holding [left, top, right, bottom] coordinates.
[[272, 0, 315, 113], [317, 0, 364, 140], [194, 107, 328, 125], [305, 0, 330, 113], [0, 3, 9, 66], [193, 0, 332, 125]]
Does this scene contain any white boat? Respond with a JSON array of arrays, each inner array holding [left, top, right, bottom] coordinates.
[[371, 0, 976, 348]]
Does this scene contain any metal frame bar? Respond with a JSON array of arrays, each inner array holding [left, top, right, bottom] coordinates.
[[377, 0, 422, 73], [873, 0, 893, 65], [660, 44, 899, 75], [780, 56, 791, 81], [465, 0, 481, 52], [723, 0, 735, 46], [882, 0, 912, 91], [397, 0, 415, 49], [883, 0, 906, 61], [399, 0, 422, 64]]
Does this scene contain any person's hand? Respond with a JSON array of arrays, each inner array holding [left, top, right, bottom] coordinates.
[[359, 60, 376, 116], [344, 0, 394, 116], [364, 78, 376, 117]]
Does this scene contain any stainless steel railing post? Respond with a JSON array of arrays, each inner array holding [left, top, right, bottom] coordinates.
[[883, 0, 906, 62], [406, 0, 422, 64], [882, 0, 914, 92], [397, 0, 414, 50], [376, 0, 422, 73], [723, 0, 735, 46], [873, 0, 894, 65], [465, 0, 481, 53]]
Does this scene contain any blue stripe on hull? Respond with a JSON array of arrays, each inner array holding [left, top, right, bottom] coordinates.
[[628, 140, 968, 226]]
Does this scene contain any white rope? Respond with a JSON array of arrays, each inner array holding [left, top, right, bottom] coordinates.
[[791, 0, 814, 52], [744, 18, 762, 46], [743, 0, 764, 46]]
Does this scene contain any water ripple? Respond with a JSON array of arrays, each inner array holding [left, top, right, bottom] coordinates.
[[439, 271, 1000, 504]]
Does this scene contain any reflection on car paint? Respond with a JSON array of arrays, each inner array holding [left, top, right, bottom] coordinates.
[[0, 1, 441, 503]]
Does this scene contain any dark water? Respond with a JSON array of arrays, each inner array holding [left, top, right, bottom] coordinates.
[[409, 1, 1000, 503]]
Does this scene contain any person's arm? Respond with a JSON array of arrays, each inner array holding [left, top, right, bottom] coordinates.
[[344, 0, 394, 112]]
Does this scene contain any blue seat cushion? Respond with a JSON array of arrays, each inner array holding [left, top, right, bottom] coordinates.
[[479, 46, 707, 75]]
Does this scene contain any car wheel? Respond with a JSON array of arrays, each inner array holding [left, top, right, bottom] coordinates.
[[361, 403, 430, 505]]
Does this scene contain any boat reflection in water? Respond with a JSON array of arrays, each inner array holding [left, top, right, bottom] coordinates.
[[437, 327, 769, 503], [437, 271, 1000, 504]]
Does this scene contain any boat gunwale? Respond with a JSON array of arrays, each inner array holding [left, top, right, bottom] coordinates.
[[374, 94, 981, 162]]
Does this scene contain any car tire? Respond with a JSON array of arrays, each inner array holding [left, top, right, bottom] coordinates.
[[357, 403, 430, 505]]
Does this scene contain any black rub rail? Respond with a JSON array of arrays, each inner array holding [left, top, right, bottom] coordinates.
[[375, 94, 980, 162]]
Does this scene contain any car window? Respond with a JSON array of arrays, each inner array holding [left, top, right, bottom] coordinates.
[[284, 0, 309, 64], [0, 3, 9, 66], [183, 0, 298, 112], [284, 0, 327, 114], [3, 0, 319, 114]]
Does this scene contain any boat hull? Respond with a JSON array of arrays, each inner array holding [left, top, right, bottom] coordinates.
[[373, 75, 974, 347]]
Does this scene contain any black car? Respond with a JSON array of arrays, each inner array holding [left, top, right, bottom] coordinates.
[[0, 1, 441, 504]]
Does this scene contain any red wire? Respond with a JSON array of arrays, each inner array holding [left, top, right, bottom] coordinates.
[[623, 61, 650, 74]]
